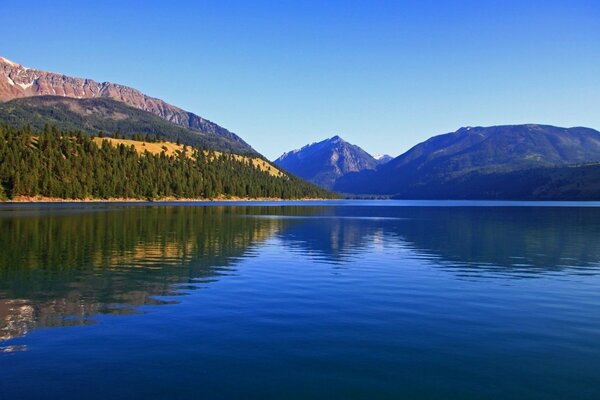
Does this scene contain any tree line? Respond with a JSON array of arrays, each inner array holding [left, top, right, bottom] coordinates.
[[0, 125, 335, 200]]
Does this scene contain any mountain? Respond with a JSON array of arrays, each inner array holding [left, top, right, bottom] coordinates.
[[0, 96, 252, 153], [274, 136, 380, 189], [374, 154, 393, 164], [0, 56, 253, 153], [334, 124, 600, 199], [384, 162, 600, 200]]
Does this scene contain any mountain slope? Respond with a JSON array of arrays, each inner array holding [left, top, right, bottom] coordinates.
[[0, 125, 334, 201], [384, 162, 600, 200], [335, 124, 600, 198], [0, 96, 254, 153], [0, 56, 253, 153], [274, 136, 379, 189]]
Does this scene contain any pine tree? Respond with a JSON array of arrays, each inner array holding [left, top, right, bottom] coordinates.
[[0, 124, 335, 201]]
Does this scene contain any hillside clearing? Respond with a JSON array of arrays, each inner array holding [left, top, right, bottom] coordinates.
[[94, 137, 284, 177]]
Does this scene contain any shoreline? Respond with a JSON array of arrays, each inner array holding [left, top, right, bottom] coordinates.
[[2, 196, 334, 203]]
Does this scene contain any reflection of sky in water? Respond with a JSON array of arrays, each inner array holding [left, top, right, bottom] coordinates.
[[2, 202, 600, 399]]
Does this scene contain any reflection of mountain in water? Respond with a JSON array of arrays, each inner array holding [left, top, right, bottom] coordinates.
[[0, 205, 282, 342], [274, 214, 395, 264], [3, 204, 600, 342], [272, 206, 600, 276], [389, 207, 600, 277]]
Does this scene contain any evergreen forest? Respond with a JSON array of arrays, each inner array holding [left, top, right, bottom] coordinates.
[[0, 125, 335, 200]]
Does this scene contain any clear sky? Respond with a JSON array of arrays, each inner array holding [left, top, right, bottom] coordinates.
[[1, 0, 599, 159]]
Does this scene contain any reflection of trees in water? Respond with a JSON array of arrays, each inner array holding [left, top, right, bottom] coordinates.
[[0, 205, 282, 342], [3, 204, 600, 342]]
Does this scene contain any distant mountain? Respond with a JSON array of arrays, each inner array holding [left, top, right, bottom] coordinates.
[[335, 124, 600, 199], [0, 56, 254, 153], [274, 136, 379, 189], [374, 154, 393, 164], [385, 162, 600, 200]]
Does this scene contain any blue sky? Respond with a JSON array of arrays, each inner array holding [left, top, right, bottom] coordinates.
[[1, 0, 599, 159]]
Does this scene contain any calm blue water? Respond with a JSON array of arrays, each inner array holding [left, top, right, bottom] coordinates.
[[2, 201, 600, 399]]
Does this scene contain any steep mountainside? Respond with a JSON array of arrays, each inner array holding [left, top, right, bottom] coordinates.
[[0, 96, 252, 153], [385, 162, 600, 200], [274, 136, 379, 189], [0, 56, 253, 153], [335, 124, 600, 197]]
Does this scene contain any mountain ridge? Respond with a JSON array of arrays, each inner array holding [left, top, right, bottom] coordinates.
[[0, 56, 254, 153], [0, 96, 255, 153], [334, 124, 600, 198]]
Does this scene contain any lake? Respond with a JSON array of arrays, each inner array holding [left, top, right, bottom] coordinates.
[[2, 200, 600, 399]]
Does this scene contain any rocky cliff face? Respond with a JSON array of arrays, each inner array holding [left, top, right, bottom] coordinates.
[[0, 56, 252, 151], [274, 136, 379, 189]]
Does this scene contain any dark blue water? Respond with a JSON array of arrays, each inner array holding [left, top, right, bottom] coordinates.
[[2, 201, 600, 399]]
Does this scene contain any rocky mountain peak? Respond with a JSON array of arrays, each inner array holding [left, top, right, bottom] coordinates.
[[0, 57, 21, 67], [0, 55, 253, 152], [274, 136, 380, 189]]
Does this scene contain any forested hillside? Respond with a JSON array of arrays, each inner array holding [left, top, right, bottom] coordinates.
[[335, 124, 600, 198], [384, 163, 600, 200], [0, 96, 253, 153], [0, 125, 334, 201]]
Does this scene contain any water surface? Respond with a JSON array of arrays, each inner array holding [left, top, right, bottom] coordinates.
[[2, 201, 600, 399]]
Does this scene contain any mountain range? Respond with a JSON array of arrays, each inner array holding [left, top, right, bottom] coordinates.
[[274, 136, 391, 189], [0, 56, 253, 153], [334, 124, 600, 199], [3, 56, 600, 200], [0, 56, 336, 201], [277, 125, 600, 200]]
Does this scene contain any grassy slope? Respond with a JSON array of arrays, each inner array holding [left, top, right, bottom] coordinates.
[[2, 129, 335, 201], [95, 138, 284, 177]]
